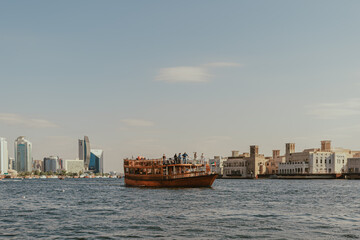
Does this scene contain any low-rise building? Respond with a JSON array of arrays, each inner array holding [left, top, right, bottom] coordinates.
[[279, 141, 349, 174], [347, 158, 360, 173], [223, 146, 267, 178], [64, 159, 84, 174], [209, 156, 227, 175], [33, 160, 43, 172]]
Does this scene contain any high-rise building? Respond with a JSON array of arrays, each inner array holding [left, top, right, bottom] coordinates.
[[15, 136, 32, 172], [78, 139, 84, 160], [89, 149, 104, 174], [43, 156, 59, 173], [0, 138, 9, 174], [78, 136, 91, 170]]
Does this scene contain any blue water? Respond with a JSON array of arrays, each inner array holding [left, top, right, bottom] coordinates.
[[0, 178, 359, 239]]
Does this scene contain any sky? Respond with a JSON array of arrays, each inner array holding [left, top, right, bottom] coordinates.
[[1, 0, 360, 173]]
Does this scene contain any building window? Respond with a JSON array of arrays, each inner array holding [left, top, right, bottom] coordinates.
[[329, 160, 331, 164]]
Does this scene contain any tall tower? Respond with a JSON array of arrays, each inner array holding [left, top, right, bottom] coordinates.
[[0, 138, 8, 174], [78, 139, 84, 160], [84, 136, 90, 170], [14, 136, 32, 172], [321, 140, 331, 152], [285, 143, 295, 155], [250, 145, 259, 157], [272, 150, 280, 159]]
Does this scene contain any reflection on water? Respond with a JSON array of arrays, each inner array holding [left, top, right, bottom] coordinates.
[[0, 179, 359, 239]]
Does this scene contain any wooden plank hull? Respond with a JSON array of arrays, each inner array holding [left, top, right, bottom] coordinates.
[[125, 174, 218, 187]]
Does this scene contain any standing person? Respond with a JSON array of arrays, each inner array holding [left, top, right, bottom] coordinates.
[[174, 154, 178, 164], [201, 153, 205, 165], [178, 153, 182, 164], [163, 154, 166, 165], [182, 152, 188, 164]]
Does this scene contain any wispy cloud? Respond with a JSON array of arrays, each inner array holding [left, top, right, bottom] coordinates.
[[155, 61, 242, 83], [155, 66, 211, 83], [0, 113, 58, 128], [121, 118, 154, 127], [307, 98, 360, 119]]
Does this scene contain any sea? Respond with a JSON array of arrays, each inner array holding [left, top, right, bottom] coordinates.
[[0, 178, 359, 239]]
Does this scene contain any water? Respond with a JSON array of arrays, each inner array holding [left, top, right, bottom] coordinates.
[[0, 178, 359, 239]]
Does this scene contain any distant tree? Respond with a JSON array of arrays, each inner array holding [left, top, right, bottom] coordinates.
[[60, 170, 66, 176], [34, 170, 40, 176]]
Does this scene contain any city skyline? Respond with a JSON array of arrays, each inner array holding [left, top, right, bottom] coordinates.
[[1, 1, 360, 173]]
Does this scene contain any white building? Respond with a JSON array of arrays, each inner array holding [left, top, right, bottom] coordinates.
[[209, 156, 227, 175], [64, 159, 84, 174], [14, 136, 32, 172], [0, 138, 8, 174], [278, 141, 349, 174]]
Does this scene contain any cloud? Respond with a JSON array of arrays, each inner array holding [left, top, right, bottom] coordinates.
[[0, 113, 58, 128], [203, 62, 243, 67], [307, 98, 360, 119], [155, 61, 242, 83], [155, 66, 211, 83], [121, 118, 154, 127]]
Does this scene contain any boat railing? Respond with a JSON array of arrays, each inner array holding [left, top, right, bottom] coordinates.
[[165, 171, 209, 179]]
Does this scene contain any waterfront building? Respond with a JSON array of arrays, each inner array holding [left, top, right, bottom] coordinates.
[[64, 159, 84, 174], [209, 156, 227, 175], [44, 156, 59, 173], [33, 160, 44, 172], [347, 158, 360, 173], [223, 146, 267, 178], [265, 150, 286, 174], [14, 136, 32, 172], [89, 149, 104, 174], [0, 138, 9, 174], [78, 136, 91, 170], [279, 141, 350, 174]]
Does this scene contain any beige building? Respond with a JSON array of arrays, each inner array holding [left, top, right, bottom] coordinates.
[[265, 150, 286, 174], [279, 140, 351, 174], [223, 146, 267, 178], [64, 159, 84, 174]]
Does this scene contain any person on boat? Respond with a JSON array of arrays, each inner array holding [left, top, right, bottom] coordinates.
[[163, 154, 166, 165], [178, 153, 182, 164], [174, 154, 178, 163], [182, 152, 188, 164]]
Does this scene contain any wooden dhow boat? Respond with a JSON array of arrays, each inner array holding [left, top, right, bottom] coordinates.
[[123, 158, 217, 187]]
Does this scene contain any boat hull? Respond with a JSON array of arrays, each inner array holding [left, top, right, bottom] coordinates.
[[125, 174, 218, 187]]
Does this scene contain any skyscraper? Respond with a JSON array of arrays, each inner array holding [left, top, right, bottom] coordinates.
[[15, 136, 32, 172], [43, 156, 59, 173], [78, 139, 84, 160], [0, 138, 8, 174], [89, 149, 104, 174], [78, 136, 91, 170]]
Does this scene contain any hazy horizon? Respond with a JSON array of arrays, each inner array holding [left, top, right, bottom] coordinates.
[[1, 1, 360, 172]]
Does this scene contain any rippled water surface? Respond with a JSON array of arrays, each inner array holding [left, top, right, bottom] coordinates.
[[0, 178, 360, 239]]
